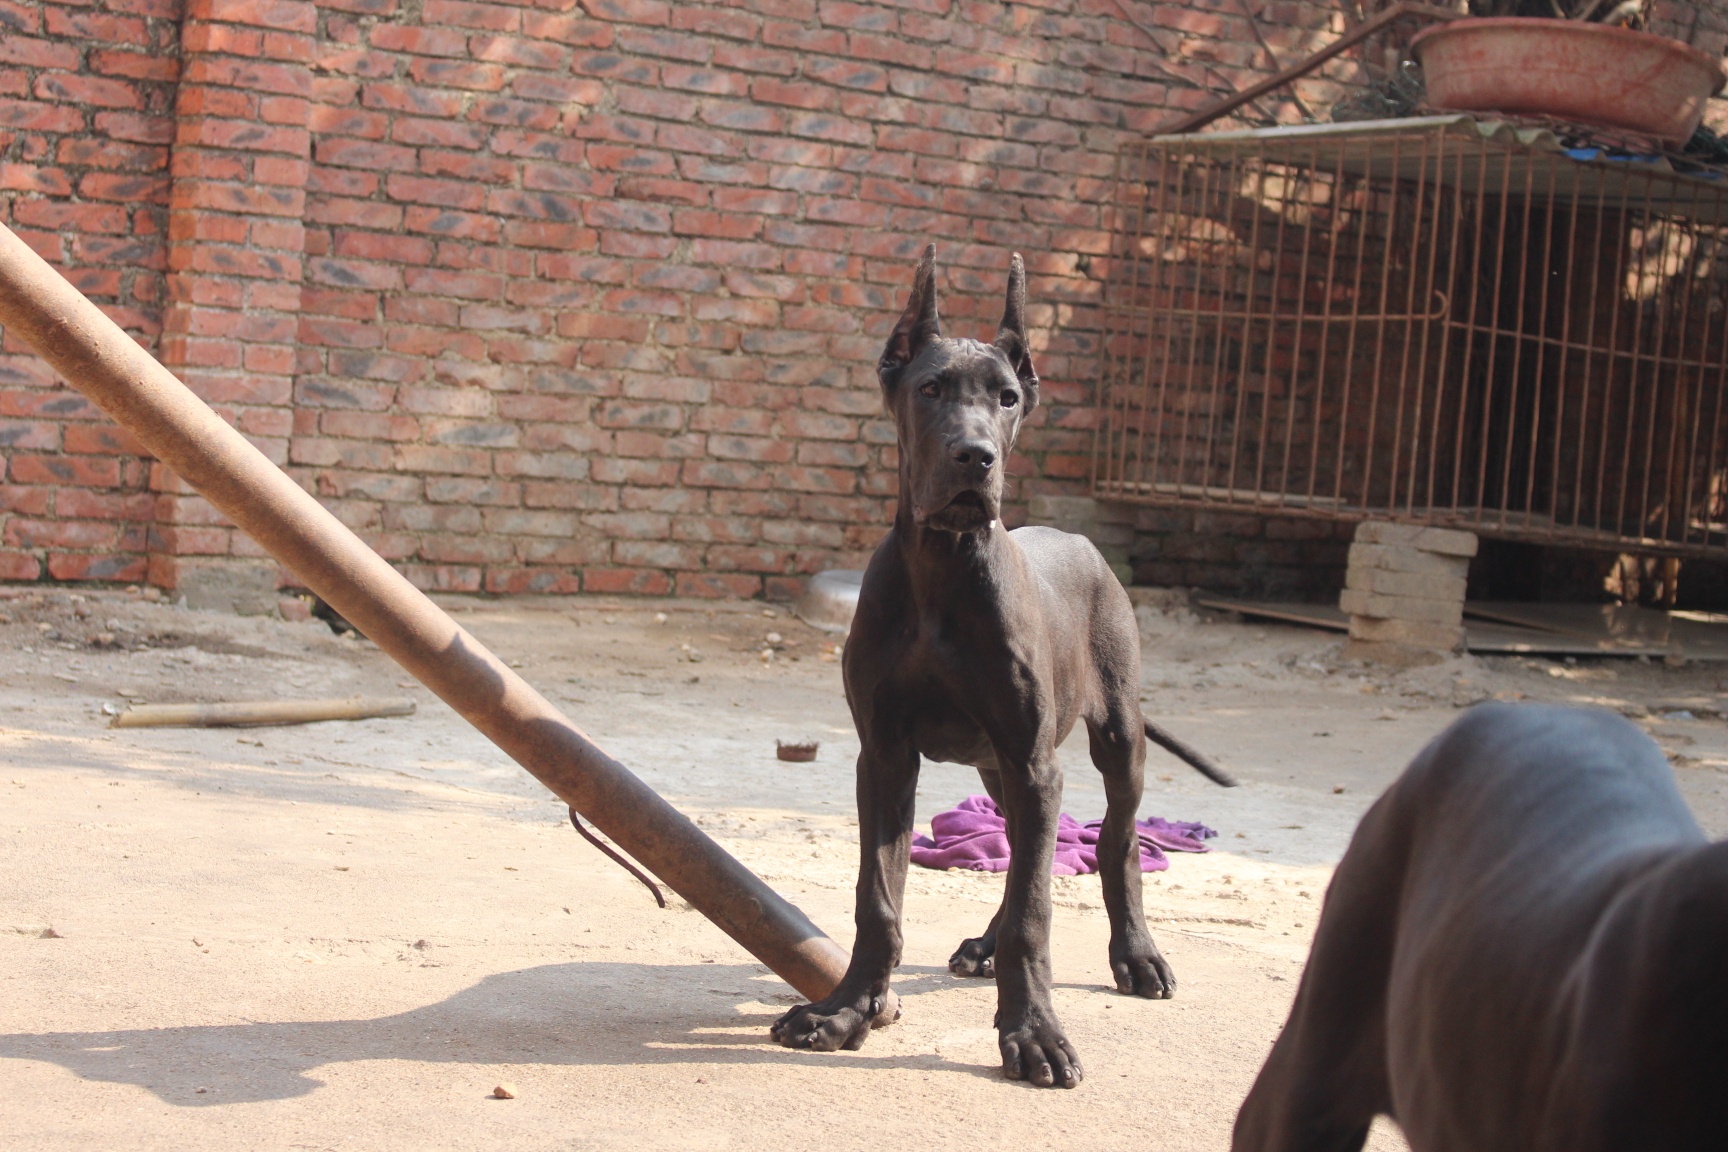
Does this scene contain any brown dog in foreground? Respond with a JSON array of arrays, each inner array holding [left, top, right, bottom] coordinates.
[[1235, 703, 1728, 1151]]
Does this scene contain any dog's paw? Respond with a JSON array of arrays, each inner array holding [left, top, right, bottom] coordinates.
[[769, 992, 885, 1052], [999, 1012, 1083, 1088], [870, 988, 902, 1029], [1110, 939, 1175, 999], [948, 936, 995, 979]]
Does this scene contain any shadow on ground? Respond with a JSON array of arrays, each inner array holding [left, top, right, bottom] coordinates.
[[0, 962, 1005, 1105]]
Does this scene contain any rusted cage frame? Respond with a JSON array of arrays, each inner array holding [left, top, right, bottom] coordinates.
[[1093, 116, 1728, 560]]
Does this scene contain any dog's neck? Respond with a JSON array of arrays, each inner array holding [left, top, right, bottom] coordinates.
[[892, 490, 1006, 607]]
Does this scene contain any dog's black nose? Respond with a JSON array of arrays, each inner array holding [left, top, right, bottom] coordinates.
[[950, 439, 996, 469]]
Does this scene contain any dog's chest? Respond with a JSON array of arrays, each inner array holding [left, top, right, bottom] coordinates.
[[863, 644, 1028, 770], [908, 697, 996, 768]]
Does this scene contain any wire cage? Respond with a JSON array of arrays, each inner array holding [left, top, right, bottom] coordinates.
[[1093, 115, 1728, 559]]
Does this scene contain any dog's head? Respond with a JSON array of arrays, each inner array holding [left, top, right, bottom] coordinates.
[[877, 244, 1039, 534]]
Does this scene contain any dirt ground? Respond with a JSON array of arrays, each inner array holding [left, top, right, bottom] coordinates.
[[5, 583, 1728, 1151]]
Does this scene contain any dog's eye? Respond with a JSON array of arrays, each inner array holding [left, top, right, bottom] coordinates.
[[918, 381, 938, 398], [1000, 391, 1018, 408]]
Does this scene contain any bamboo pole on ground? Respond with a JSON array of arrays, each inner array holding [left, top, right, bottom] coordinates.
[[0, 221, 850, 1002]]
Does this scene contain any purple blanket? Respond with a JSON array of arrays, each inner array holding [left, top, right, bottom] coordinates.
[[909, 795, 1216, 876]]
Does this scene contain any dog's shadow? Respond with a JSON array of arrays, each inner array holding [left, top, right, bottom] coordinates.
[[0, 962, 1007, 1105]]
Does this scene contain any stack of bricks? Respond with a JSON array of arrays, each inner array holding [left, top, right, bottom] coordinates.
[[1340, 521, 1477, 653]]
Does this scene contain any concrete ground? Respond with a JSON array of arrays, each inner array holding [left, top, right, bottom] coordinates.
[[4, 584, 1727, 1151]]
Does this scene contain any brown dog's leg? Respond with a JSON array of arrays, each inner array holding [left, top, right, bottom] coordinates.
[[1232, 789, 1408, 1151], [771, 734, 917, 1052]]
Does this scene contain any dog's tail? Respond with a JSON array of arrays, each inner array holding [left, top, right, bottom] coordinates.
[[1144, 719, 1239, 787]]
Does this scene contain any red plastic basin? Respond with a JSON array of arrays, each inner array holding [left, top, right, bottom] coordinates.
[[1411, 17, 1725, 145]]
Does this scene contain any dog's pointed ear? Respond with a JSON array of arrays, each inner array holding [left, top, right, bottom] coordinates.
[[994, 252, 1039, 412], [879, 243, 940, 385]]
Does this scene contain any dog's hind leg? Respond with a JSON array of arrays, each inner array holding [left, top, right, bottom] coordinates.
[[771, 733, 918, 1053], [949, 766, 1005, 979], [1232, 791, 1406, 1151], [1091, 702, 1174, 998], [949, 906, 1003, 978]]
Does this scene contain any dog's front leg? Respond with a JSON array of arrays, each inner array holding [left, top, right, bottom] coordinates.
[[770, 734, 917, 1052], [994, 758, 1083, 1088]]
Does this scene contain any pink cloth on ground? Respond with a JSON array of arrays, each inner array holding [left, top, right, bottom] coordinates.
[[908, 794, 1216, 876]]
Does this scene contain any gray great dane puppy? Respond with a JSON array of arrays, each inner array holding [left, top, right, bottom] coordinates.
[[1236, 703, 1728, 1151], [771, 246, 1228, 1088]]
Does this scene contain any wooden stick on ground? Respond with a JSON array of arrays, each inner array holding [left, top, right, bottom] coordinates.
[[110, 697, 416, 729]]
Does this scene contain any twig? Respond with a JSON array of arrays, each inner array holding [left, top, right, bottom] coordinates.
[[1103, 0, 1291, 128], [1156, 1, 1461, 137], [570, 807, 667, 908], [1232, 0, 1320, 122]]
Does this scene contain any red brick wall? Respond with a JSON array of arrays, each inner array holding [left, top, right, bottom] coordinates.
[[1, 0, 1370, 597], [1131, 506, 1356, 602], [0, 0, 178, 582]]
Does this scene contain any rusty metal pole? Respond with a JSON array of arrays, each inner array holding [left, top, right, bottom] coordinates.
[[0, 221, 850, 1002]]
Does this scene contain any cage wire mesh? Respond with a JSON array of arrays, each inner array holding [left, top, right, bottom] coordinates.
[[1094, 115, 1728, 559]]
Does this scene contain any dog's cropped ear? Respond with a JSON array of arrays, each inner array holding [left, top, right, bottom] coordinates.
[[993, 253, 1039, 412], [879, 243, 940, 385]]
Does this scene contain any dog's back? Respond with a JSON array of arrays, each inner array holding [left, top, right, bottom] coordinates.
[[1008, 523, 1140, 689], [1236, 704, 1727, 1152]]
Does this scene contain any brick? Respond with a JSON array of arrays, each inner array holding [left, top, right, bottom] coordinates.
[[1347, 542, 1471, 579], [370, 23, 470, 56], [1353, 520, 1479, 557], [0, 551, 42, 580], [0, 38, 79, 72], [49, 552, 149, 582], [582, 0, 670, 25], [1347, 616, 1465, 651], [583, 566, 674, 595], [1339, 588, 1464, 627], [423, 0, 519, 31], [486, 567, 584, 594], [523, 12, 616, 46], [316, 137, 417, 172], [1344, 566, 1467, 603], [408, 58, 508, 91], [677, 571, 761, 598], [188, 0, 318, 33]]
